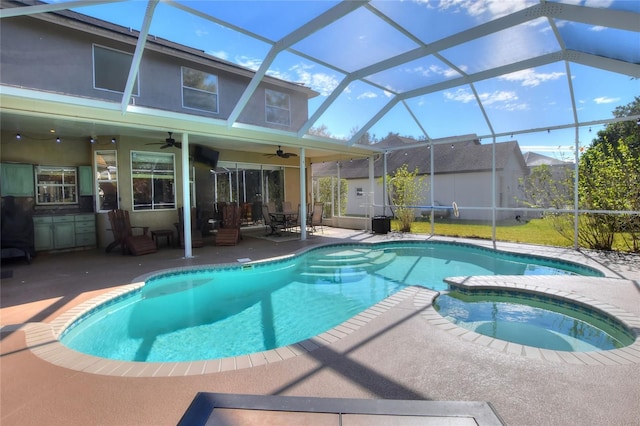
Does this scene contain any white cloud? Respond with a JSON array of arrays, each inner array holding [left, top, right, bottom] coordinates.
[[444, 88, 527, 110], [500, 69, 565, 87], [406, 63, 464, 79], [594, 96, 620, 104], [208, 50, 229, 61], [589, 25, 607, 32], [195, 29, 208, 37], [289, 63, 340, 96], [444, 88, 476, 103], [228, 57, 342, 97], [357, 91, 378, 100], [438, 0, 536, 19], [235, 56, 262, 71]]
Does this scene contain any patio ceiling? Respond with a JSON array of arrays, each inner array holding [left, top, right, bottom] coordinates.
[[1, 0, 639, 159]]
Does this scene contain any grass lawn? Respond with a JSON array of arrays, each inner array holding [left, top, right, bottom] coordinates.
[[399, 217, 573, 247]]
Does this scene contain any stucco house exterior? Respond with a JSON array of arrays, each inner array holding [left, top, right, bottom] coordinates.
[[1, 2, 318, 249], [313, 135, 529, 222]]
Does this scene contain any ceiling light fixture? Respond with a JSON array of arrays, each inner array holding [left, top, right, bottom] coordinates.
[[90, 137, 95, 144], [637, 118, 640, 126], [16, 133, 21, 140], [111, 137, 116, 144], [56, 136, 61, 143]]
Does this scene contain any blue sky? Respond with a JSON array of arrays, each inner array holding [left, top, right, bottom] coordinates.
[[67, 0, 639, 159]]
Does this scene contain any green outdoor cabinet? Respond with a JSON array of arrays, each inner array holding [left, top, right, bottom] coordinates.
[[33, 216, 76, 251], [1, 163, 35, 197], [78, 165, 93, 196]]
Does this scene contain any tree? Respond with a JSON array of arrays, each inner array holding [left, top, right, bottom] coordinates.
[[519, 164, 573, 209], [317, 176, 347, 217], [592, 95, 640, 154], [577, 137, 640, 251], [308, 124, 333, 138], [516, 97, 639, 252], [387, 164, 427, 232]]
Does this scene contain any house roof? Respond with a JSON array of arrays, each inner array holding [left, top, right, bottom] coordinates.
[[523, 151, 572, 167], [312, 135, 528, 178]]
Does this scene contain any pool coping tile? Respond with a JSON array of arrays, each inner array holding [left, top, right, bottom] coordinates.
[[24, 281, 418, 377], [21, 243, 640, 377], [416, 277, 640, 365]]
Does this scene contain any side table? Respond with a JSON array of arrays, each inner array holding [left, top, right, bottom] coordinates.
[[151, 229, 173, 248]]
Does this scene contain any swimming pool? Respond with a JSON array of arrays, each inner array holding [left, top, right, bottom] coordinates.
[[60, 241, 603, 362], [434, 289, 635, 351]]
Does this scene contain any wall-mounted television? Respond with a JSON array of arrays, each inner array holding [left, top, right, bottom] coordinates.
[[194, 146, 219, 169]]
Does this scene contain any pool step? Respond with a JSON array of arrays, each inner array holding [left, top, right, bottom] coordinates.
[[311, 249, 389, 266], [297, 251, 397, 284]]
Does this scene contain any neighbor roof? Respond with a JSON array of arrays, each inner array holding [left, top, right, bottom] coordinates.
[[313, 136, 527, 178]]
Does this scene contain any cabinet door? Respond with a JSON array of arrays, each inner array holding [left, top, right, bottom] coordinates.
[[79, 166, 93, 196], [53, 222, 76, 249], [33, 218, 53, 251], [1, 163, 35, 196]]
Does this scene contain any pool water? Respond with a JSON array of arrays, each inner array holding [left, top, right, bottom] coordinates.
[[434, 291, 634, 351], [61, 242, 602, 362]]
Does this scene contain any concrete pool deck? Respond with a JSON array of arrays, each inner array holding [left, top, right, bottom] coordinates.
[[1, 228, 639, 425]]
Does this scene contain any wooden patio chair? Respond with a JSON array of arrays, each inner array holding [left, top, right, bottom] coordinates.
[[216, 203, 241, 245], [106, 209, 157, 256]]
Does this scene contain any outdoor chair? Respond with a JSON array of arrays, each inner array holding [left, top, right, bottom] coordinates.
[[216, 203, 241, 245], [106, 209, 157, 256], [261, 204, 286, 236], [308, 203, 324, 234]]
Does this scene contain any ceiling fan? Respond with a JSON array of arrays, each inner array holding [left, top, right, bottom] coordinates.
[[265, 145, 297, 159], [146, 132, 182, 149]]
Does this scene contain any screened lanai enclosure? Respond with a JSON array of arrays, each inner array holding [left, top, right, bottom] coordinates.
[[1, 0, 639, 252]]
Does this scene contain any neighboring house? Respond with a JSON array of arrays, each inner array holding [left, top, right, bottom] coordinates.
[[0, 2, 317, 249], [313, 135, 529, 221], [521, 151, 575, 214]]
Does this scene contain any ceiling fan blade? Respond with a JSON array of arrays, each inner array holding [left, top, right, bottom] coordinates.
[[174, 142, 182, 149]]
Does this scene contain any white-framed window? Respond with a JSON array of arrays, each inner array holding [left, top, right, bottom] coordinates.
[[265, 89, 290, 126], [131, 151, 175, 211], [93, 44, 139, 95], [182, 67, 218, 113], [95, 150, 119, 212], [34, 166, 77, 205]]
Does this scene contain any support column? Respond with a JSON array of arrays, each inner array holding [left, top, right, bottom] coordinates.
[[181, 132, 192, 258], [299, 148, 307, 240]]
